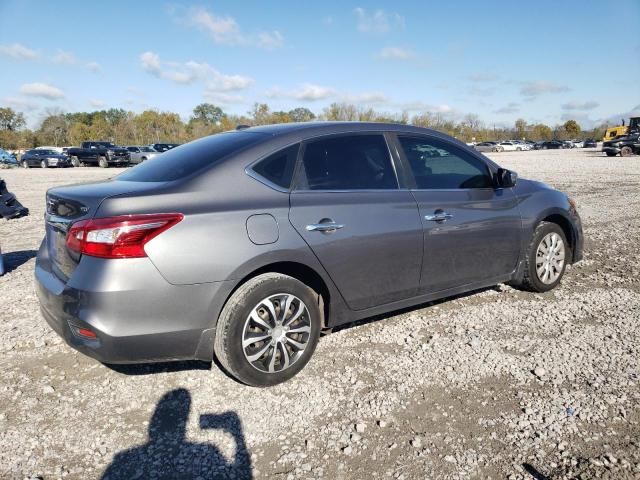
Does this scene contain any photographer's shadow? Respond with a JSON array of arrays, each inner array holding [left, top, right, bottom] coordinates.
[[102, 388, 252, 480]]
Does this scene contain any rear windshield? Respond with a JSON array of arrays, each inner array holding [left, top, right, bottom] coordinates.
[[117, 132, 266, 182]]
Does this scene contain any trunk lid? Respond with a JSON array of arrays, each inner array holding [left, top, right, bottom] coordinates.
[[45, 180, 164, 281]]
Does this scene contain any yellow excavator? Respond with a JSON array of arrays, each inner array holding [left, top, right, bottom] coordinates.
[[603, 117, 640, 141]]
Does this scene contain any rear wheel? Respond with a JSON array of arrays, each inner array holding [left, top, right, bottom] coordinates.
[[621, 146, 634, 157], [98, 156, 109, 168], [214, 273, 322, 387], [511, 221, 569, 293]]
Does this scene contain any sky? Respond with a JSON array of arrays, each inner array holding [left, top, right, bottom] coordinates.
[[1, 0, 639, 129]]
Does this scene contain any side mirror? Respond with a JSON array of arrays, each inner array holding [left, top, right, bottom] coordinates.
[[496, 168, 518, 188]]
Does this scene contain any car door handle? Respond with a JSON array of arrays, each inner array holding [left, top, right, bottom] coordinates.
[[306, 222, 344, 232], [425, 212, 453, 222]]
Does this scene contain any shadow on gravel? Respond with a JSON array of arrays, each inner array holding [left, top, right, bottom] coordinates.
[[105, 360, 211, 376], [102, 388, 252, 480], [523, 463, 550, 480], [0, 249, 37, 274]]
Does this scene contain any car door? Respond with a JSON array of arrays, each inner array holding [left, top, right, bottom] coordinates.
[[288, 133, 423, 311], [392, 134, 523, 293]]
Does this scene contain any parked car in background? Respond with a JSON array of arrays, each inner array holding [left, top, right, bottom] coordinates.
[[35, 122, 583, 386], [571, 140, 584, 148], [0, 148, 18, 166], [536, 141, 566, 150], [498, 141, 522, 151], [510, 140, 531, 151], [67, 141, 130, 168], [583, 139, 598, 148], [602, 133, 640, 157], [562, 141, 575, 149], [473, 141, 502, 152], [21, 149, 72, 168], [35, 146, 65, 155], [125, 146, 160, 164], [149, 143, 181, 152]]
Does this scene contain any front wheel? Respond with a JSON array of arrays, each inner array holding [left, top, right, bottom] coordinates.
[[98, 156, 109, 168], [22, 160, 29, 169], [40, 160, 47, 168], [511, 221, 569, 292], [71, 156, 80, 167], [214, 273, 322, 387]]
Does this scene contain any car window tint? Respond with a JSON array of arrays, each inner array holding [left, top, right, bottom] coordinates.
[[117, 132, 266, 182], [252, 144, 299, 189], [297, 135, 397, 190], [398, 136, 493, 189]]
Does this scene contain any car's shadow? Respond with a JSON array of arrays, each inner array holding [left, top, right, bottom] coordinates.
[[1, 249, 37, 274], [101, 388, 253, 479]]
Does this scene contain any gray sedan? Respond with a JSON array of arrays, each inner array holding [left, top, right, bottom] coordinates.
[[124, 146, 159, 164], [35, 122, 583, 386]]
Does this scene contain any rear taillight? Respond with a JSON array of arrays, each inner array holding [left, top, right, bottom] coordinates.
[[66, 213, 183, 259]]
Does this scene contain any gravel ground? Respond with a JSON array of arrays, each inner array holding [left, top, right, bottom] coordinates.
[[0, 148, 639, 480]]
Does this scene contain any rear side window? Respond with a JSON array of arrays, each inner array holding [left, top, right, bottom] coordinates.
[[398, 136, 493, 189], [251, 144, 299, 189], [296, 134, 397, 190], [117, 132, 266, 182]]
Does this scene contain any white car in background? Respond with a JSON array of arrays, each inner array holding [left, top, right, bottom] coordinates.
[[498, 141, 524, 151], [571, 140, 584, 148], [35, 146, 65, 154]]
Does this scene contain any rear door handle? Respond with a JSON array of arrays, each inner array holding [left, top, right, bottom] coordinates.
[[306, 222, 344, 233], [425, 212, 453, 222]]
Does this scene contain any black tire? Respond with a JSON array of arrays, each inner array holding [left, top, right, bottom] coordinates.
[[40, 160, 47, 168], [511, 221, 570, 293], [98, 156, 109, 168], [22, 160, 29, 169], [71, 156, 80, 167], [605, 152, 617, 157], [620, 146, 633, 157], [214, 273, 322, 387]]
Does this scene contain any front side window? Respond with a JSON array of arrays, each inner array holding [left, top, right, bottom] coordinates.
[[398, 136, 493, 189], [296, 134, 397, 190], [251, 143, 299, 189]]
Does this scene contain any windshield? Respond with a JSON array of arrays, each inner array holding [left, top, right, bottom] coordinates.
[[117, 131, 267, 182]]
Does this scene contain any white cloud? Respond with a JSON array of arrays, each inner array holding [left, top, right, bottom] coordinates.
[[494, 102, 520, 114], [2, 96, 38, 111], [203, 90, 245, 104], [268, 84, 336, 101], [397, 101, 453, 113], [19, 82, 65, 100], [354, 8, 404, 33], [342, 92, 389, 104], [188, 7, 284, 50], [521, 81, 570, 97], [561, 101, 599, 111], [469, 72, 499, 82], [140, 51, 162, 75], [0, 43, 39, 60], [52, 49, 76, 65], [379, 47, 415, 61], [89, 99, 105, 108], [86, 61, 101, 72]]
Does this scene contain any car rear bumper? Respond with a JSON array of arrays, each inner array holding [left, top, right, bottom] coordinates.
[[34, 240, 233, 364]]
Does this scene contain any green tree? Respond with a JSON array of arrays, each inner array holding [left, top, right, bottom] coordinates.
[[192, 103, 226, 125], [0, 107, 26, 131], [288, 107, 315, 122], [514, 118, 527, 139], [563, 119, 581, 138], [531, 123, 553, 141]]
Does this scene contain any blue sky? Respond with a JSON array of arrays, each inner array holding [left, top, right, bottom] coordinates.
[[1, 0, 639, 128]]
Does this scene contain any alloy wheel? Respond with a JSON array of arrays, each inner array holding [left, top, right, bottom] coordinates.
[[535, 232, 565, 284], [242, 293, 311, 373]]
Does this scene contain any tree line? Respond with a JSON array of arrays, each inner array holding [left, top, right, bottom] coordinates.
[[0, 103, 608, 150]]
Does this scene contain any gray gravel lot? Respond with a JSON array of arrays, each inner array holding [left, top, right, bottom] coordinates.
[[0, 148, 639, 479]]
